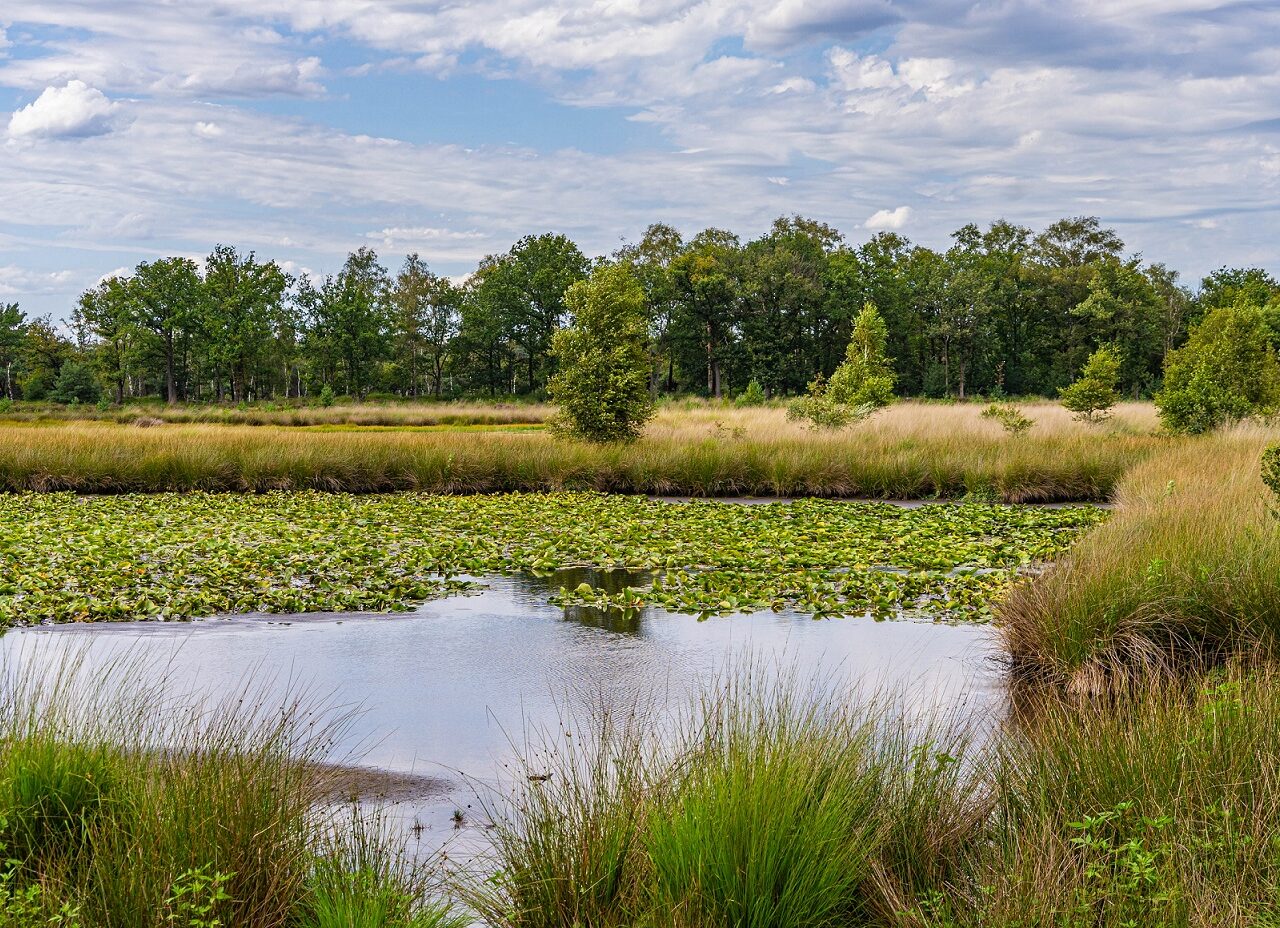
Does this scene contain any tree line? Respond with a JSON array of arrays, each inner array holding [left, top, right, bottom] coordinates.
[[1, 216, 1278, 405]]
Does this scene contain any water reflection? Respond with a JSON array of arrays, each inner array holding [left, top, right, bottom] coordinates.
[[517, 566, 655, 633]]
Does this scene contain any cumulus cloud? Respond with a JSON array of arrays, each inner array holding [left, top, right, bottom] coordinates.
[[864, 207, 913, 230], [0, 266, 76, 296], [7, 80, 120, 140]]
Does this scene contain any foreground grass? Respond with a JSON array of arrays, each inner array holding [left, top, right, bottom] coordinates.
[[0, 492, 1105, 624], [0, 402, 1164, 500], [1000, 424, 1280, 692], [470, 666, 1280, 928], [0, 651, 462, 928]]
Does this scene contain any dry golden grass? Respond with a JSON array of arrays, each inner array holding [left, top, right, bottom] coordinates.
[[0, 401, 1166, 499]]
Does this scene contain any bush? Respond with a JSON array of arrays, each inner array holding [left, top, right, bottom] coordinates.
[[18, 370, 52, 402], [981, 402, 1034, 436], [548, 264, 655, 443], [318, 385, 336, 408], [1156, 301, 1280, 434], [1060, 345, 1121, 422], [735, 379, 767, 407], [825, 303, 897, 408], [49, 363, 101, 406]]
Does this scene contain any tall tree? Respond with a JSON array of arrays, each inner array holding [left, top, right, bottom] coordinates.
[[390, 254, 459, 397], [303, 247, 388, 397], [130, 257, 202, 403], [669, 229, 743, 397], [74, 277, 135, 404], [0, 303, 26, 400], [204, 245, 291, 401]]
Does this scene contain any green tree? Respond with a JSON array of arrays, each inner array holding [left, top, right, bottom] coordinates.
[[1156, 301, 1280, 434], [1071, 258, 1163, 396], [548, 263, 654, 442], [669, 229, 743, 397], [825, 303, 897, 407], [74, 277, 136, 404], [204, 245, 291, 401], [1059, 345, 1122, 422], [390, 254, 459, 397], [130, 257, 203, 403], [0, 303, 26, 400], [49, 360, 101, 404]]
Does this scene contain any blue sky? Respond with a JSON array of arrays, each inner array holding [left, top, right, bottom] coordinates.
[[1, 1, 1278, 319]]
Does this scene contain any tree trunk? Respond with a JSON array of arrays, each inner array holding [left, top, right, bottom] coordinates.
[[165, 331, 178, 404]]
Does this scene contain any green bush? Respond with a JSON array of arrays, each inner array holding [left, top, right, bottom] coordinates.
[[548, 263, 655, 443], [735, 379, 767, 407], [1156, 301, 1280, 434], [318, 385, 336, 408], [981, 402, 1034, 436], [826, 303, 897, 408], [1060, 345, 1121, 422]]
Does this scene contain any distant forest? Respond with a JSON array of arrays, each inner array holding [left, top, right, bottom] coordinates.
[[3, 216, 1278, 404]]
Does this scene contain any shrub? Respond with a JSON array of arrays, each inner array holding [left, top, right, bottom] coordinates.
[[981, 402, 1034, 436], [735, 379, 767, 407], [318, 385, 336, 408], [1156, 301, 1280, 434], [49, 363, 101, 406], [1060, 345, 1122, 422], [548, 263, 654, 443]]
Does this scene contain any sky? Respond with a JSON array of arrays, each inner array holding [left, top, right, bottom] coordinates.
[[1, 1, 1278, 320]]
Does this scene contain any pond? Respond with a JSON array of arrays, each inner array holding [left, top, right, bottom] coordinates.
[[0, 571, 1001, 866]]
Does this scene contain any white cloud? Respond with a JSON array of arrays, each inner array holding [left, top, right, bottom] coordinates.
[[365, 227, 490, 248], [864, 206, 913, 230], [7, 80, 120, 140], [194, 121, 224, 138], [0, 266, 76, 296]]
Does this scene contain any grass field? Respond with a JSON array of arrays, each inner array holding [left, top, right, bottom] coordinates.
[[0, 401, 1166, 499]]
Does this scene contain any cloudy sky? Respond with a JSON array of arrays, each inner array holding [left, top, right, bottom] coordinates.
[[2, 1, 1278, 319]]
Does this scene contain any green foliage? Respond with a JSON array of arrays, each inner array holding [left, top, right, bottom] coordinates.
[[1264, 444, 1280, 515], [163, 866, 233, 928], [826, 302, 897, 408], [49, 363, 101, 405], [1156, 301, 1280, 434], [0, 741, 116, 864], [548, 263, 655, 443], [1059, 344, 1122, 422], [0, 491, 1106, 626], [980, 402, 1034, 436], [18, 369, 52, 402], [317, 384, 336, 407], [734, 379, 767, 407]]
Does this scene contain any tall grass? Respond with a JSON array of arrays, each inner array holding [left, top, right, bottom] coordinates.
[[1000, 425, 1280, 692], [0, 399, 552, 428], [0, 647, 463, 927], [465, 671, 981, 928], [0, 402, 1165, 500], [466, 665, 1280, 928]]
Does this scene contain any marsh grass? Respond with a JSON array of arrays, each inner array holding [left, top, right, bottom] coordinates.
[[1000, 424, 1280, 692], [466, 670, 982, 928], [0, 647, 459, 927], [0, 402, 1164, 499]]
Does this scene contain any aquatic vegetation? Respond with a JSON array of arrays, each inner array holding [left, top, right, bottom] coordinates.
[[0, 492, 1106, 625]]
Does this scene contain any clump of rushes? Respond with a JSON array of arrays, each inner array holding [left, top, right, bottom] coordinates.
[[466, 669, 981, 928], [0, 647, 461, 928], [1000, 425, 1280, 693], [0, 492, 1107, 625]]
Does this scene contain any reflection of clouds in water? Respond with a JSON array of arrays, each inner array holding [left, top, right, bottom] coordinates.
[[1, 581, 1000, 864]]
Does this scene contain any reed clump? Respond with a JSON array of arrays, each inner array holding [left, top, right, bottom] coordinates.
[[0, 402, 1165, 500], [1000, 424, 1280, 692], [467, 665, 1280, 928], [0, 648, 463, 928]]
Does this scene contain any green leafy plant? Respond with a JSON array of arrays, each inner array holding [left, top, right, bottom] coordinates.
[[980, 402, 1034, 436], [790, 303, 895, 429], [318, 385, 336, 408], [163, 866, 233, 928], [1060, 345, 1122, 422]]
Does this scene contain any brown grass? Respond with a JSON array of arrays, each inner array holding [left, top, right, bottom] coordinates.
[[0, 401, 1166, 499]]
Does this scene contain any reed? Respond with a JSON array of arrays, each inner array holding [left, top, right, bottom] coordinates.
[[999, 424, 1280, 692], [0, 402, 1165, 500]]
